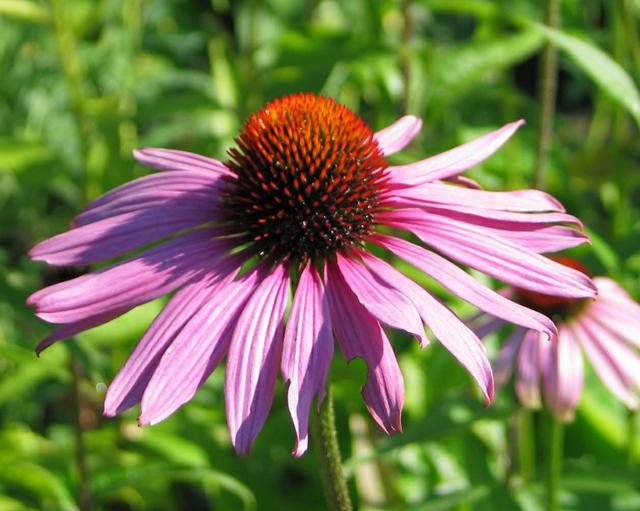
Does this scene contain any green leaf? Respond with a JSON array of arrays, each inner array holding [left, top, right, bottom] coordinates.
[[534, 24, 640, 126], [430, 29, 544, 103]]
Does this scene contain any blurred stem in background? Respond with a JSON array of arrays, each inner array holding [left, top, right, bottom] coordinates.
[[547, 417, 564, 511], [69, 343, 92, 511], [51, 0, 95, 200], [533, 0, 559, 189], [311, 389, 353, 511], [517, 409, 535, 481]]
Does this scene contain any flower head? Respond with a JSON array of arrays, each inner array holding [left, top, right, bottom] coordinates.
[[474, 257, 640, 421], [28, 93, 595, 455]]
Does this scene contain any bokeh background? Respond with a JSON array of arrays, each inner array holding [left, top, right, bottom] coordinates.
[[1, 0, 640, 510]]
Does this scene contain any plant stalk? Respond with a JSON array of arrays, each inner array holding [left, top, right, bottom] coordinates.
[[547, 416, 564, 511], [311, 388, 353, 511], [533, 0, 560, 189]]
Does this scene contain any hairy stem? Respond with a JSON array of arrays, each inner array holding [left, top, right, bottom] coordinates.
[[311, 388, 353, 511]]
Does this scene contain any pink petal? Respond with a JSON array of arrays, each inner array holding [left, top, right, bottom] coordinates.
[[574, 316, 640, 409], [334, 254, 426, 345], [373, 115, 423, 156], [325, 262, 404, 434], [103, 278, 219, 416], [28, 229, 230, 324], [385, 183, 565, 212], [380, 209, 596, 298], [73, 171, 222, 227], [588, 302, 640, 349], [403, 202, 583, 228], [471, 317, 507, 340], [30, 210, 218, 266], [133, 148, 234, 176], [225, 264, 290, 454], [541, 324, 584, 422], [372, 235, 557, 341], [139, 271, 258, 425], [494, 328, 526, 388], [281, 264, 333, 457], [515, 330, 542, 409], [387, 120, 524, 186], [361, 253, 494, 403], [37, 307, 130, 353]]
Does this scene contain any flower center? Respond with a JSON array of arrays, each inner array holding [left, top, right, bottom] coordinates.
[[515, 257, 591, 320], [222, 93, 388, 266]]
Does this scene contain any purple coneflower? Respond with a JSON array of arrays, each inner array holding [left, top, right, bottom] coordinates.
[[474, 257, 640, 421], [28, 93, 595, 455]]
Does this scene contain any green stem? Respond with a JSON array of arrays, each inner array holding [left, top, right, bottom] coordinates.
[[70, 354, 92, 511], [547, 417, 564, 511], [311, 388, 353, 511], [533, 0, 559, 189], [517, 409, 535, 481]]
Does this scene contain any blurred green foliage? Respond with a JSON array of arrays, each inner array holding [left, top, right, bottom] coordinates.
[[1, 0, 639, 510]]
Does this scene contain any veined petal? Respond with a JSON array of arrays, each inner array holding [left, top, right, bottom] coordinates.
[[372, 235, 557, 341], [374, 115, 422, 156], [380, 209, 596, 298], [574, 316, 640, 409], [387, 120, 524, 186], [334, 254, 426, 345], [542, 325, 584, 422], [73, 171, 222, 227], [325, 263, 404, 434], [225, 265, 290, 454], [386, 183, 565, 212], [139, 271, 258, 425], [103, 278, 218, 416], [134, 147, 234, 176], [361, 253, 494, 403], [281, 264, 333, 457], [28, 229, 230, 324], [589, 302, 640, 349], [30, 210, 218, 266], [515, 330, 542, 409]]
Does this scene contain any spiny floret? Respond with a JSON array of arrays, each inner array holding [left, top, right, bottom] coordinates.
[[223, 93, 388, 266]]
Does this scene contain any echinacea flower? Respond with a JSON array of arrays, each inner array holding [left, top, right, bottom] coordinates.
[[473, 257, 640, 421], [28, 93, 596, 455]]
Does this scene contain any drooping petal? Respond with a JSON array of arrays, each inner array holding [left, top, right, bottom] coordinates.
[[589, 302, 640, 349], [30, 210, 220, 266], [494, 328, 527, 388], [334, 254, 426, 345], [380, 209, 596, 298], [325, 262, 404, 434], [387, 120, 524, 186], [281, 263, 333, 457], [139, 271, 258, 425], [361, 253, 494, 403], [515, 330, 542, 409], [37, 307, 130, 353], [541, 324, 584, 422], [373, 115, 422, 156], [388, 203, 587, 253], [133, 147, 234, 176], [386, 183, 565, 212], [28, 229, 230, 324], [574, 316, 640, 409], [103, 277, 222, 416], [225, 265, 290, 454], [373, 235, 557, 341], [73, 171, 222, 227]]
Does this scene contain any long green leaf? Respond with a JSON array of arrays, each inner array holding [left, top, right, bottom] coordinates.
[[534, 24, 640, 126]]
